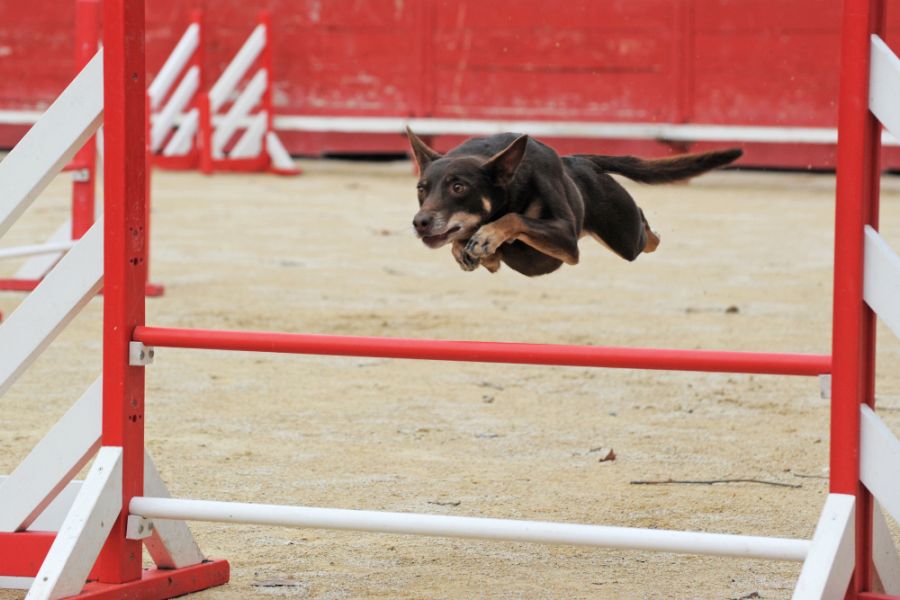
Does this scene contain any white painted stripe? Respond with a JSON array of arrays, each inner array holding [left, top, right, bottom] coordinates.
[[864, 225, 900, 340], [0, 51, 103, 239], [208, 24, 266, 113], [271, 116, 900, 146], [266, 130, 296, 171], [161, 108, 199, 157], [27, 447, 122, 600], [148, 23, 200, 111], [870, 35, 900, 141], [229, 111, 267, 158], [211, 69, 267, 157], [0, 221, 103, 396], [150, 65, 199, 152], [861, 405, 900, 526], [6, 109, 900, 146], [130, 497, 811, 561], [792, 494, 855, 600], [0, 240, 75, 260]]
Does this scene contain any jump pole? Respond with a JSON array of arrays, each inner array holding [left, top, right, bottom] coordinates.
[[5, 0, 900, 596], [833, 0, 885, 596], [91, 0, 223, 592]]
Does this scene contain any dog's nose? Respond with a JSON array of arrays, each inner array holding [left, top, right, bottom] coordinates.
[[413, 212, 433, 233]]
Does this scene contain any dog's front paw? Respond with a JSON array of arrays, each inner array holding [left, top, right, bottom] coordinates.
[[464, 227, 503, 260], [452, 240, 480, 271]]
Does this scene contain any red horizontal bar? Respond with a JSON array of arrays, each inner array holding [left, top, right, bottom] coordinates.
[[860, 594, 900, 600], [79, 559, 229, 599], [0, 531, 55, 577], [133, 326, 832, 376]]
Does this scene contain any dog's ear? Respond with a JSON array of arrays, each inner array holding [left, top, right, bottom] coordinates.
[[483, 134, 528, 187], [406, 127, 442, 171]]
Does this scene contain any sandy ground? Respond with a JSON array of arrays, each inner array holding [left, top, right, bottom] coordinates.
[[2, 159, 900, 600]]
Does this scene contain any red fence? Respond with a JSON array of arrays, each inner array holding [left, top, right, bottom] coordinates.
[[3, 0, 900, 167]]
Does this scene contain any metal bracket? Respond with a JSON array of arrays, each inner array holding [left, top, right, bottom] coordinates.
[[126, 514, 154, 540], [71, 168, 91, 183], [129, 341, 155, 366], [819, 374, 832, 400]]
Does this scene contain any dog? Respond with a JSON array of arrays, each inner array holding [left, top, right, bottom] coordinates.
[[407, 128, 742, 277]]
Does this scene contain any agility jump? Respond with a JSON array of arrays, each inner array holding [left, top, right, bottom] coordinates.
[[148, 11, 298, 175], [1, 0, 899, 598]]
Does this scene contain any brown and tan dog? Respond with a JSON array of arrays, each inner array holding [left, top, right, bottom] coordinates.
[[407, 128, 742, 277]]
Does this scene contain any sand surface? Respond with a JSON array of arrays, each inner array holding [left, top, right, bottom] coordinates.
[[2, 160, 900, 599]]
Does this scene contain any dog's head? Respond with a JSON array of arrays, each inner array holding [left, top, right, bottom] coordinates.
[[406, 128, 528, 248]]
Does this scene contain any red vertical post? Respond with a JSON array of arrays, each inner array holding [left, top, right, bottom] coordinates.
[[832, 0, 884, 596], [199, 92, 213, 175], [71, 0, 100, 239], [95, 0, 147, 584], [260, 10, 275, 168]]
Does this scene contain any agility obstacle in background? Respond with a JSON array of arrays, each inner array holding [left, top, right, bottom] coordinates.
[[0, 0, 99, 296], [1, 0, 900, 597], [147, 11, 299, 175], [0, 0, 163, 301]]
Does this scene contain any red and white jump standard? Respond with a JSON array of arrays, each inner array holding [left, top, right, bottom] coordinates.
[[1, 0, 900, 597]]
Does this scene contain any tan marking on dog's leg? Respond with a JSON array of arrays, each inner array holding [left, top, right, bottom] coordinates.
[[523, 201, 542, 219], [480, 253, 501, 273], [643, 224, 661, 253], [518, 232, 579, 264]]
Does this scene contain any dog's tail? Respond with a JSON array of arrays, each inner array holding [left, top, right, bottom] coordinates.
[[574, 148, 742, 184]]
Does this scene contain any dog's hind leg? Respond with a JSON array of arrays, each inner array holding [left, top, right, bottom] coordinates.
[[640, 208, 660, 253]]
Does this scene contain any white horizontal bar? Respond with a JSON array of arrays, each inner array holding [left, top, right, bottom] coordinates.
[[0, 110, 44, 124], [870, 35, 900, 142], [0, 50, 103, 239], [861, 404, 900, 526], [14, 221, 71, 279], [11, 108, 900, 147], [864, 225, 900, 340], [130, 497, 811, 562], [0, 240, 75, 260], [148, 23, 200, 111], [208, 24, 266, 113]]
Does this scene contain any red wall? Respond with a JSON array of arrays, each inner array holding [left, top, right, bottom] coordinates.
[[1, 0, 899, 167]]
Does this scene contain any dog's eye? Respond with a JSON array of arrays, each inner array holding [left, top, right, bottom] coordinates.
[[451, 182, 467, 194], [416, 185, 426, 199]]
